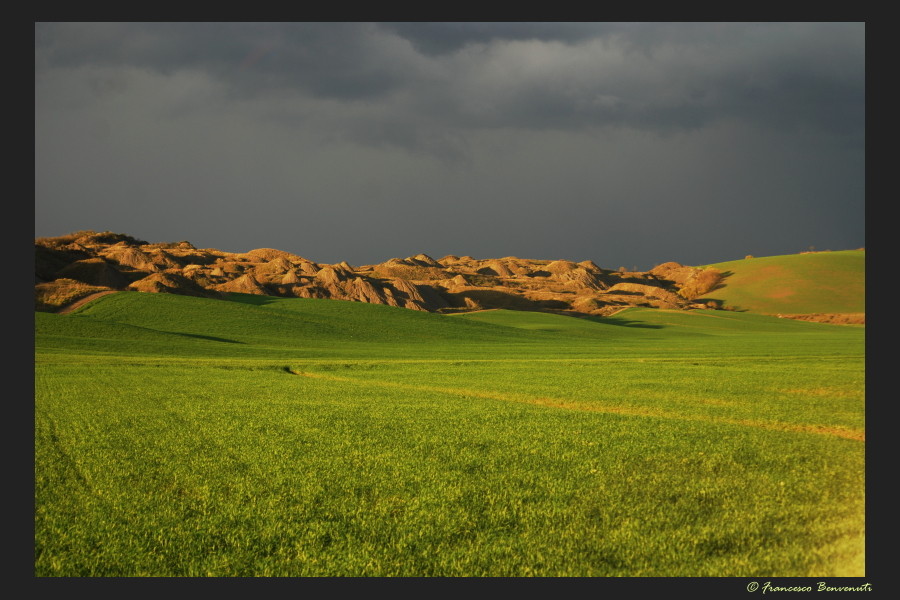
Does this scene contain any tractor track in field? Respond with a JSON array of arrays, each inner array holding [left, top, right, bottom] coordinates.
[[282, 367, 864, 442]]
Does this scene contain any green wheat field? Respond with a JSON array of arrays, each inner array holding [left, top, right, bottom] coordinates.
[[35, 289, 864, 577]]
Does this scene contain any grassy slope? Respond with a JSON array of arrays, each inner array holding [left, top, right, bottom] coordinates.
[[36, 291, 862, 361], [698, 250, 864, 315], [34, 292, 865, 576]]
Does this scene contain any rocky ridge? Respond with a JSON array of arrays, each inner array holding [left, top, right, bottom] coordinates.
[[35, 231, 724, 316]]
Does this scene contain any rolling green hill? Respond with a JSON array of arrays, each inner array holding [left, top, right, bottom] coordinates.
[[36, 290, 862, 360], [700, 250, 864, 316]]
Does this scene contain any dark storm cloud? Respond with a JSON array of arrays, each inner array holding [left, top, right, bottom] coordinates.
[[376, 22, 611, 55], [36, 22, 864, 141], [35, 22, 864, 269], [35, 22, 406, 100]]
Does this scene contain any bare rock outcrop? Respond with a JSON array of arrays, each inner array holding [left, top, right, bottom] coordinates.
[[315, 266, 347, 286], [101, 247, 161, 273], [347, 277, 388, 304], [385, 278, 450, 311], [478, 260, 514, 277], [558, 267, 608, 290], [35, 230, 733, 318], [240, 248, 308, 263], [56, 258, 131, 289], [214, 274, 269, 295], [545, 260, 581, 277], [129, 272, 222, 299], [281, 270, 302, 285], [409, 254, 442, 268], [649, 262, 695, 285], [604, 283, 688, 309], [297, 261, 320, 276], [449, 274, 469, 287]]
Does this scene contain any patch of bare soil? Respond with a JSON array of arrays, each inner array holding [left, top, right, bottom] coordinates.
[[56, 290, 118, 314], [214, 273, 270, 295], [775, 313, 865, 325]]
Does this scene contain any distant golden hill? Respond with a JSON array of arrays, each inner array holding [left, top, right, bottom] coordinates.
[[35, 231, 861, 324]]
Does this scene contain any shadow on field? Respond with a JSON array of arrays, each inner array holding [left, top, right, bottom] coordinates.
[[173, 332, 245, 344], [580, 315, 664, 329], [223, 293, 281, 307], [693, 270, 746, 310]]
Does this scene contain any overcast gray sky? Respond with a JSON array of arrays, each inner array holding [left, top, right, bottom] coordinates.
[[35, 22, 864, 269]]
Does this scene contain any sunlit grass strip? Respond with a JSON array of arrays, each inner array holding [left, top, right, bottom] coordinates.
[[285, 367, 864, 441]]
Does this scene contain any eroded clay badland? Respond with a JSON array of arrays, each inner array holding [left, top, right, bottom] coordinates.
[[35, 230, 864, 324]]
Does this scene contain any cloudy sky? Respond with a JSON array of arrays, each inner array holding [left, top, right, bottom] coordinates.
[[35, 22, 864, 270]]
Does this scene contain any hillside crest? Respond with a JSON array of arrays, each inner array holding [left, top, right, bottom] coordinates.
[[34, 230, 843, 320]]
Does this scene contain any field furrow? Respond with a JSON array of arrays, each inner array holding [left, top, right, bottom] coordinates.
[[283, 367, 864, 441]]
